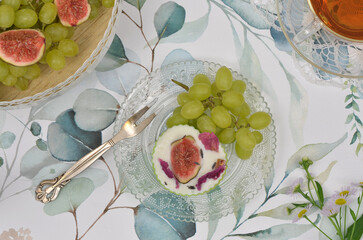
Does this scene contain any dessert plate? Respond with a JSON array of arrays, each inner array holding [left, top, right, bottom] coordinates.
[[114, 61, 276, 222]]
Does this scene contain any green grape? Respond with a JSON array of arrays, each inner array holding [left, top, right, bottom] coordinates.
[[173, 106, 182, 115], [58, 39, 79, 57], [38, 51, 48, 64], [67, 27, 75, 38], [102, 0, 114, 8], [236, 117, 248, 128], [9, 65, 27, 77], [89, 0, 101, 7], [218, 128, 236, 144], [193, 74, 211, 85], [215, 66, 232, 91], [42, 0, 53, 3], [166, 113, 188, 128], [230, 102, 250, 117], [213, 97, 222, 107], [0, 60, 9, 81], [0, 5, 15, 28], [2, 0, 21, 10], [180, 100, 204, 119], [177, 92, 192, 106], [24, 64, 40, 80], [252, 131, 263, 144], [230, 114, 236, 128], [1, 74, 17, 86], [235, 143, 253, 160], [14, 9, 38, 28], [189, 83, 211, 101], [39, 3, 57, 24], [188, 119, 198, 129], [236, 128, 256, 150], [15, 77, 28, 90], [43, 31, 52, 50], [248, 112, 271, 130], [231, 80, 246, 93], [211, 82, 220, 97], [222, 90, 244, 109], [46, 49, 66, 70], [20, 0, 29, 4], [45, 23, 69, 42], [215, 127, 223, 136], [211, 106, 231, 128], [197, 115, 216, 133], [89, 4, 99, 19]]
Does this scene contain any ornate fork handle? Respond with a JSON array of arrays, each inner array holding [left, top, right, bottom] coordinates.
[[35, 140, 115, 203]]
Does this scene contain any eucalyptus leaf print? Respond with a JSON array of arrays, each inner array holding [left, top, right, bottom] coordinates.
[[0, 131, 15, 149], [154, 2, 186, 39], [222, 0, 270, 29], [285, 133, 347, 175], [270, 21, 293, 52], [95, 34, 128, 72], [125, 0, 146, 9], [43, 178, 94, 216], [30, 122, 41, 136], [73, 89, 119, 131], [228, 222, 315, 239], [47, 109, 101, 161], [0, 157, 3, 168], [161, 49, 195, 67], [134, 205, 196, 240], [20, 146, 58, 179]]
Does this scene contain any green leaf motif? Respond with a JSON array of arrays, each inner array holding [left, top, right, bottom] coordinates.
[[315, 181, 324, 205], [345, 94, 353, 103], [207, 219, 219, 240], [222, 0, 270, 29], [346, 113, 354, 124], [352, 101, 360, 111], [350, 130, 359, 145], [95, 34, 128, 72], [125, 0, 146, 9], [346, 213, 363, 240], [354, 114, 363, 126], [73, 89, 119, 131], [0, 156, 3, 167], [36, 139, 48, 151], [350, 208, 357, 221], [285, 134, 347, 175], [356, 143, 363, 155], [154, 2, 186, 39], [30, 122, 41, 136], [0, 131, 16, 149], [149, 1, 210, 45], [228, 222, 314, 239], [346, 102, 353, 109], [43, 178, 94, 216]]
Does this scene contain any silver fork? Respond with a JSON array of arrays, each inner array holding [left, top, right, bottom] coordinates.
[[35, 101, 156, 203]]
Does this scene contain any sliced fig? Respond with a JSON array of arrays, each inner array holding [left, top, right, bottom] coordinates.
[[0, 29, 45, 67], [55, 0, 91, 27], [171, 135, 201, 184]]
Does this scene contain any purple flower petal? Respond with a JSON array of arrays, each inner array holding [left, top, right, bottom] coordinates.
[[198, 132, 219, 152], [159, 158, 174, 179], [196, 165, 225, 191]]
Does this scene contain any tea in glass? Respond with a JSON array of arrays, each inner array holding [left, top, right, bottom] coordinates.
[[308, 0, 363, 41]]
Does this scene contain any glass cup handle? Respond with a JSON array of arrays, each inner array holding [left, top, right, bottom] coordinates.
[[293, 18, 323, 44]]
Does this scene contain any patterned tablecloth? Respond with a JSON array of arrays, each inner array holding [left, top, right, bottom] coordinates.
[[0, 0, 362, 239]]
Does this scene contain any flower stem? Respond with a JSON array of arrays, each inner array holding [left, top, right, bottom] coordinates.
[[304, 216, 333, 240], [344, 205, 347, 238]]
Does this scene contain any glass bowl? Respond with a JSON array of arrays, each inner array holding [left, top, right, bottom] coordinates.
[[114, 61, 277, 222], [0, 0, 121, 109]]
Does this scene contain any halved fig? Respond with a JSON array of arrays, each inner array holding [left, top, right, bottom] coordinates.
[[171, 136, 201, 184], [55, 0, 91, 27], [0, 29, 45, 67]]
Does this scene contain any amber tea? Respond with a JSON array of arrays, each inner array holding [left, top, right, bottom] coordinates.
[[308, 0, 363, 41]]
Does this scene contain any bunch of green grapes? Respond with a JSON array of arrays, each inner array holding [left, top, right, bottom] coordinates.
[[167, 66, 272, 160], [0, 0, 114, 90]]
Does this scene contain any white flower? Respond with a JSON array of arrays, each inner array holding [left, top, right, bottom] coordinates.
[[321, 202, 339, 217], [288, 178, 304, 198], [292, 205, 311, 223]]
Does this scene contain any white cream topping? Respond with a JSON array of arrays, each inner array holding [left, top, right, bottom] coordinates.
[[152, 125, 227, 195]]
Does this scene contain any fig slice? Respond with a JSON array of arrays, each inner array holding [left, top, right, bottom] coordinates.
[[0, 29, 45, 67], [170, 135, 201, 184], [55, 0, 91, 27]]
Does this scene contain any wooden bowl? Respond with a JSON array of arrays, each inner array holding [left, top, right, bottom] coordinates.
[[0, 2, 120, 109]]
